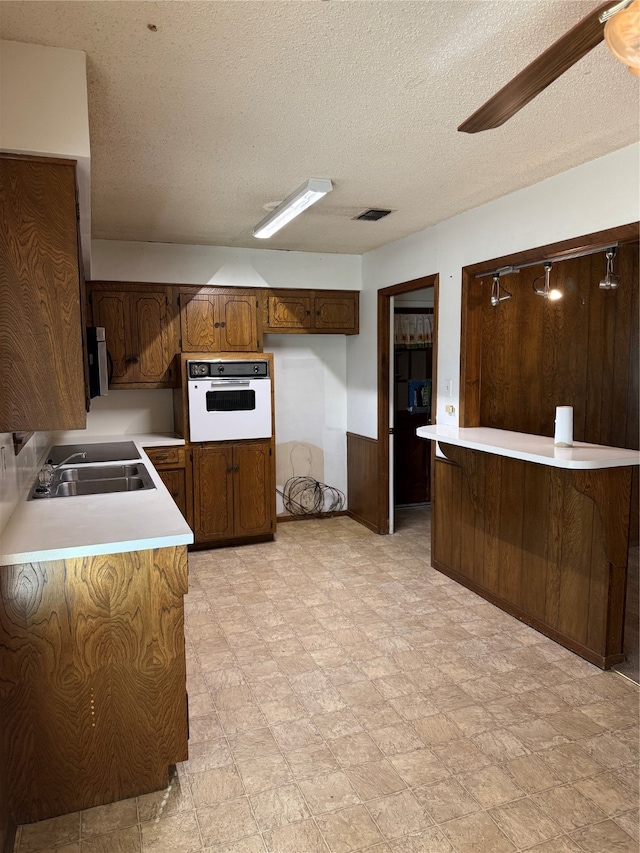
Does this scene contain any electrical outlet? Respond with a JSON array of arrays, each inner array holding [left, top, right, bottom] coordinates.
[[445, 404, 456, 414]]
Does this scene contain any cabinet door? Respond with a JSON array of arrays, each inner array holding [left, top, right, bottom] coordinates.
[[233, 442, 274, 538], [90, 291, 131, 384], [158, 468, 189, 524], [217, 294, 260, 351], [192, 445, 234, 542], [180, 294, 218, 352], [0, 156, 86, 431], [265, 293, 312, 331], [131, 291, 174, 384], [313, 293, 358, 333]]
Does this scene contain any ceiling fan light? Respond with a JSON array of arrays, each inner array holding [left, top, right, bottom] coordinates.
[[604, 0, 640, 73]]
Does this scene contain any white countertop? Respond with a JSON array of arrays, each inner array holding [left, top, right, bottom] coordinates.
[[0, 434, 193, 566], [417, 425, 640, 470]]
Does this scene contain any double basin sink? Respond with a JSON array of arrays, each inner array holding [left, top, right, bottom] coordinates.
[[29, 442, 156, 500]]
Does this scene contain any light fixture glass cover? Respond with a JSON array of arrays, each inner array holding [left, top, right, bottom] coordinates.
[[599, 248, 621, 289], [604, 0, 640, 76], [253, 178, 333, 239]]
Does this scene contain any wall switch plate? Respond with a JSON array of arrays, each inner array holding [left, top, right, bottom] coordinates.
[[444, 379, 453, 396]]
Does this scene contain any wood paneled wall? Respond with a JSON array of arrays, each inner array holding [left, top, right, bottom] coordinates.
[[347, 432, 380, 533], [477, 241, 639, 543], [434, 447, 631, 668], [478, 242, 639, 447]]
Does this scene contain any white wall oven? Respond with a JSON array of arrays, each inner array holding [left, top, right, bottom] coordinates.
[[186, 358, 272, 442]]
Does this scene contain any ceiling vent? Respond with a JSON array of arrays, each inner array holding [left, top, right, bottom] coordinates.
[[354, 208, 393, 222]]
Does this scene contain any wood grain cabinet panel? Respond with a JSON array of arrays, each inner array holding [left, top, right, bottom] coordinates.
[[0, 154, 86, 432], [145, 446, 192, 528], [180, 291, 260, 353], [192, 440, 275, 545], [0, 546, 188, 823], [262, 290, 359, 335], [313, 293, 358, 331], [265, 293, 313, 330], [89, 284, 178, 388], [192, 444, 235, 542]]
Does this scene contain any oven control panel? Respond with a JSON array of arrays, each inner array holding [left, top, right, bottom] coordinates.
[[188, 360, 270, 379]]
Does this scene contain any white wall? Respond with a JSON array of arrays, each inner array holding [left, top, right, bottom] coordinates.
[[349, 143, 640, 439], [90, 241, 360, 504], [91, 240, 361, 291]]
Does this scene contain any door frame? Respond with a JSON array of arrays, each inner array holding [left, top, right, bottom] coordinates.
[[377, 274, 439, 534]]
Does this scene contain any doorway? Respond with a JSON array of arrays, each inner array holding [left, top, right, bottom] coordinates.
[[377, 274, 439, 534]]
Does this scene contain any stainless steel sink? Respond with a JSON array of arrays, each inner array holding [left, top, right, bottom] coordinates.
[[54, 478, 150, 497], [29, 462, 155, 499], [58, 464, 146, 482]]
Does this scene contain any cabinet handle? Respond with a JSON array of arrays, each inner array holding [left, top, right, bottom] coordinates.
[[234, 464, 240, 472], [214, 322, 220, 328], [220, 322, 226, 328], [226, 465, 233, 473], [305, 310, 311, 315]]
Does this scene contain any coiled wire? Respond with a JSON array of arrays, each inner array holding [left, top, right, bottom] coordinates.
[[277, 476, 345, 517]]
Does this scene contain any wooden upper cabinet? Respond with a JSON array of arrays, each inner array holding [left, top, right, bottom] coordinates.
[[265, 292, 313, 330], [88, 284, 178, 388], [180, 291, 261, 353], [314, 293, 358, 332], [262, 290, 359, 335], [0, 154, 86, 432]]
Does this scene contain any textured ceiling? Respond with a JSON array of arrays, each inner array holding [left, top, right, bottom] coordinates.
[[1, 1, 638, 254]]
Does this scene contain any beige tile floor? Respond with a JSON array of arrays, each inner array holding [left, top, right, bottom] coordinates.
[[14, 508, 640, 853]]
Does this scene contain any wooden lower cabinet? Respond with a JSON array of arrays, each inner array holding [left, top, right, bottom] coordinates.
[[192, 440, 275, 545], [145, 446, 192, 527], [0, 546, 189, 824]]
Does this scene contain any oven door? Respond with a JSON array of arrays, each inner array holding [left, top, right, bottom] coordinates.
[[187, 378, 272, 442]]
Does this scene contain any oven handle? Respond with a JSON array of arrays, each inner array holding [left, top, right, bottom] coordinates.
[[207, 380, 252, 387]]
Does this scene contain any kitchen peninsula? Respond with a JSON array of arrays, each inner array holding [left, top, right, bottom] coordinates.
[[0, 436, 193, 824]]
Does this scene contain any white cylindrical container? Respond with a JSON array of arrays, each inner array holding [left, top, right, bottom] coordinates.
[[554, 406, 573, 447]]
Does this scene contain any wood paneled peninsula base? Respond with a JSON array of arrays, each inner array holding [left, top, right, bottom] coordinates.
[[419, 427, 639, 670], [0, 545, 189, 824]]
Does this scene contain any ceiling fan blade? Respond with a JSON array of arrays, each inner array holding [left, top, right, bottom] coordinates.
[[458, 2, 612, 133]]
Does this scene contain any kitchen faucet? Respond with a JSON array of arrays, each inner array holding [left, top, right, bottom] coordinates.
[[38, 452, 87, 489]]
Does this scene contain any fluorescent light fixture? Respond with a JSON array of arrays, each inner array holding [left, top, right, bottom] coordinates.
[[253, 178, 333, 239]]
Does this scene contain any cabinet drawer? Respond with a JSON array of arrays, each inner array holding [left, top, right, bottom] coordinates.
[[146, 446, 184, 467]]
